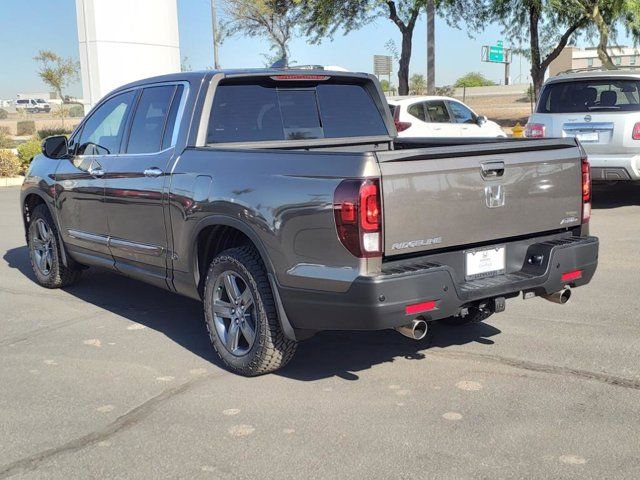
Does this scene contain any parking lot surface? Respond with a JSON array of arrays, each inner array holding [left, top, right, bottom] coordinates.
[[1, 184, 639, 479]]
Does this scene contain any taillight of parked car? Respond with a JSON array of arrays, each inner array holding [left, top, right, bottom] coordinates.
[[581, 156, 591, 223], [393, 106, 412, 133], [334, 179, 382, 258], [632, 122, 640, 140], [524, 123, 546, 138]]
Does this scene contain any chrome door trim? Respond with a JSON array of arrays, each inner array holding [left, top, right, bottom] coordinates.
[[109, 237, 165, 257], [67, 229, 165, 257], [68, 229, 109, 246]]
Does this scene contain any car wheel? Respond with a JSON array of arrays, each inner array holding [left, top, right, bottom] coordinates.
[[203, 245, 297, 376], [27, 205, 82, 288], [440, 306, 493, 326]]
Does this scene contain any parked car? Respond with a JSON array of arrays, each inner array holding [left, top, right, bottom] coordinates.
[[15, 98, 49, 113], [526, 70, 640, 182], [387, 96, 507, 137], [21, 69, 598, 376]]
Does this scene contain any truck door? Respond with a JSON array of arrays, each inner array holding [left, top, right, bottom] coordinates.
[[99, 84, 185, 288], [55, 90, 136, 265]]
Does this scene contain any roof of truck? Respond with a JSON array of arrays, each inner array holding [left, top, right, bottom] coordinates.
[[114, 69, 372, 92]]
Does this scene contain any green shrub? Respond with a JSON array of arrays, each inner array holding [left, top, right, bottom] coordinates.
[[17, 120, 36, 136], [17, 137, 42, 172], [0, 108, 8, 120], [0, 150, 21, 177], [38, 128, 72, 139], [68, 105, 85, 118], [0, 130, 13, 149]]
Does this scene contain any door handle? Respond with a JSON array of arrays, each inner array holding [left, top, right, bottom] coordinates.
[[480, 161, 505, 179], [88, 165, 104, 177], [143, 167, 163, 178]]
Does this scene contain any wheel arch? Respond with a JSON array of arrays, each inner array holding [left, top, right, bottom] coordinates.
[[22, 189, 70, 267]]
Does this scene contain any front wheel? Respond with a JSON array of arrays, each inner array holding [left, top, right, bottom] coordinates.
[[203, 246, 297, 376], [27, 205, 82, 288]]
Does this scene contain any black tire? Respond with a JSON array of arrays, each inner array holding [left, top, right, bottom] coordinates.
[[440, 306, 493, 326], [203, 245, 297, 376], [27, 204, 82, 288]]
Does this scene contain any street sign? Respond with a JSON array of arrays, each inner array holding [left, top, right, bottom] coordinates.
[[373, 55, 392, 76], [489, 45, 505, 63]]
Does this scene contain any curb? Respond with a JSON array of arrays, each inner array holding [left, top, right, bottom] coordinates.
[[0, 176, 24, 187]]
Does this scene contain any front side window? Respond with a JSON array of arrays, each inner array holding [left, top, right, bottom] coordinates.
[[77, 91, 135, 155], [207, 81, 388, 143], [448, 101, 476, 124], [126, 85, 176, 154], [425, 100, 452, 123]]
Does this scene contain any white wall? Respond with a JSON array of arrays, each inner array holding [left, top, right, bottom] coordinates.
[[75, 0, 180, 110]]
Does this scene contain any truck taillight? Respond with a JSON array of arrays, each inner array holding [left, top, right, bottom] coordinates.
[[633, 122, 640, 140], [393, 106, 412, 133], [334, 179, 382, 258], [524, 123, 545, 138], [581, 156, 591, 223]]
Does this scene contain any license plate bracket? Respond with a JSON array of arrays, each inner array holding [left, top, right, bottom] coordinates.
[[465, 245, 506, 280]]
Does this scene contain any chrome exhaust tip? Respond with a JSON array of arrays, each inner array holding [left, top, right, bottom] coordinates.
[[542, 287, 571, 304], [395, 318, 429, 340]]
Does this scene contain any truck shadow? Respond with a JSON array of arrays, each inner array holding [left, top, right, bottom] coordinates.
[[592, 183, 640, 209], [4, 245, 500, 381]]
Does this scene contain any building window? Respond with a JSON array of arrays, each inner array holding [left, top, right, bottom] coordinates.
[[631, 56, 637, 66], [615, 56, 622, 66], [588, 58, 594, 67]]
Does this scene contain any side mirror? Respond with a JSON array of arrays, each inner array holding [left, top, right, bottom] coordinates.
[[42, 136, 69, 159], [476, 115, 488, 126]]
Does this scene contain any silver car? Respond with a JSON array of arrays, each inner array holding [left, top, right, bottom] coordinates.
[[526, 70, 640, 182]]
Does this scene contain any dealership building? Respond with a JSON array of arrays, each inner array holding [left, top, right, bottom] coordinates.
[[549, 46, 640, 76]]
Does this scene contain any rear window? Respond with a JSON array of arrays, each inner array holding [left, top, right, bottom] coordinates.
[[538, 79, 640, 113], [207, 81, 388, 143]]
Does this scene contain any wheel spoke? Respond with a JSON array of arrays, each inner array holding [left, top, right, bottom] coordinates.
[[43, 251, 52, 272], [239, 288, 253, 310], [223, 273, 241, 303], [37, 251, 46, 272], [226, 322, 241, 352], [37, 220, 49, 241], [240, 319, 256, 346], [32, 238, 45, 250], [213, 300, 234, 318]]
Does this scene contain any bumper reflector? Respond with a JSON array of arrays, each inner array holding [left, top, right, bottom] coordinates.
[[561, 269, 583, 282], [405, 300, 437, 315]]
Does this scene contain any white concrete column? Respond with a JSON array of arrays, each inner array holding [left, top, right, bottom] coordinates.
[[75, 0, 180, 110]]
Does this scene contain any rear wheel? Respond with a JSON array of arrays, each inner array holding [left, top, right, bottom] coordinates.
[[27, 205, 82, 288], [203, 246, 297, 376]]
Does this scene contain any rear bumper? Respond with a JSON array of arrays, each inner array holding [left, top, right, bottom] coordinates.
[[279, 236, 599, 331], [587, 153, 640, 180]]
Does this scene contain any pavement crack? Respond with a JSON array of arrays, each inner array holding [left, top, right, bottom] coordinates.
[[0, 372, 222, 479], [428, 350, 640, 391]]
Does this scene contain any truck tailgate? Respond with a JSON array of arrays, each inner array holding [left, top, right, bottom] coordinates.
[[377, 139, 583, 257]]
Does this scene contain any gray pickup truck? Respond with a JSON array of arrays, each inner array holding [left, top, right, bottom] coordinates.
[[21, 69, 599, 375]]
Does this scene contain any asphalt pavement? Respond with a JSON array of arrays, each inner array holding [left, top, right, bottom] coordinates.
[[1, 183, 639, 479]]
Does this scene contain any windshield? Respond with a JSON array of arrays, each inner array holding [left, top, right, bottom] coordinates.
[[538, 79, 640, 113]]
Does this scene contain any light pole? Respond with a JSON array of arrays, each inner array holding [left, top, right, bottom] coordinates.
[[426, 0, 435, 94], [211, 0, 220, 69]]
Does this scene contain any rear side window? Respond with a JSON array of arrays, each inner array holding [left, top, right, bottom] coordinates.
[[425, 100, 451, 123], [207, 81, 388, 143], [538, 79, 640, 113], [408, 103, 426, 121], [127, 85, 175, 154]]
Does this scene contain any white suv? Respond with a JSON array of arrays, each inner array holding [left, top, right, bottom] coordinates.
[[526, 71, 640, 182], [387, 96, 506, 138]]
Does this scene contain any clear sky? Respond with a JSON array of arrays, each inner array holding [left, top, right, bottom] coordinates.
[[0, 0, 583, 100]]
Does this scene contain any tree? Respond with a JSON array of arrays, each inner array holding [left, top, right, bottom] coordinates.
[[34, 50, 80, 127], [300, 0, 427, 95], [454, 71, 496, 87], [409, 73, 427, 93], [222, 0, 305, 66]]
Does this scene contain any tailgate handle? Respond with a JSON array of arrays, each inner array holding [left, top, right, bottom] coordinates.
[[480, 161, 505, 179]]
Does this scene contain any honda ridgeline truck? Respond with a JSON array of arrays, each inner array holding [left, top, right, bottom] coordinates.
[[21, 70, 599, 375]]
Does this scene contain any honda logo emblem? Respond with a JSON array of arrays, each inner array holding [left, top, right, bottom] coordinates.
[[485, 185, 506, 208]]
